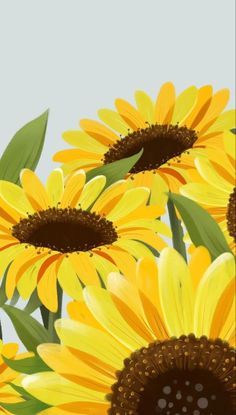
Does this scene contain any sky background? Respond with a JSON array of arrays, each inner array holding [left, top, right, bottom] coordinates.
[[0, 0, 235, 348]]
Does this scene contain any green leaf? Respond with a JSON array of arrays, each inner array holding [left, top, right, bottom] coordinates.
[[86, 149, 143, 188], [168, 193, 232, 259], [0, 270, 8, 307], [0, 399, 50, 415], [0, 110, 49, 184], [24, 290, 41, 314], [3, 355, 51, 375], [2, 305, 51, 352], [7, 382, 35, 400]]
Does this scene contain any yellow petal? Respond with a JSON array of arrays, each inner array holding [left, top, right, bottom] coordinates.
[[98, 109, 129, 136], [154, 82, 175, 124], [172, 86, 198, 125], [159, 247, 194, 336], [100, 246, 136, 282], [20, 169, 50, 211], [136, 257, 161, 312], [0, 244, 25, 279], [115, 98, 146, 130], [6, 249, 47, 299], [106, 187, 150, 222], [17, 255, 48, 299], [37, 343, 113, 388], [194, 253, 235, 337], [53, 149, 101, 163], [55, 318, 127, 368], [91, 253, 118, 284], [60, 170, 86, 208], [80, 119, 118, 145], [0, 180, 33, 215], [188, 246, 211, 291], [115, 239, 154, 259], [181, 183, 228, 206], [22, 372, 105, 406], [185, 85, 212, 128], [149, 173, 169, 207], [46, 169, 64, 207], [37, 257, 60, 312], [67, 300, 103, 330], [210, 278, 235, 342], [91, 180, 128, 216], [62, 130, 107, 153], [57, 256, 83, 300], [84, 286, 147, 350], [208, 109, 236, 133], [224, 130, 236, 158], [78, 176, 106, 210], [69, 252, 100, 286], [134, 91, 154, 124], [197, 88, 230, 133], [195, 157, 233, 192], [119, 229, 167, 252]]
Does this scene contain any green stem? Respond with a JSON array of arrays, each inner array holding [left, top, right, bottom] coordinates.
[[48, 285, 63, 343], [167, 199, 187, 261], [40, 304, 49, 329]]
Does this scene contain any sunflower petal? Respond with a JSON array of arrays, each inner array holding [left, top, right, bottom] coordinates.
[[115, 99, 146, 130], [106, 188, 150, 222], [22, 372, 105, 406], [55, 318, 127, 368], [61, 170, 86, 208], [20, 169, 50, 210], [77, 176, 106, 210], [62, 130, 107, 153], [154, 82, 175, 124], [172, 86, 198, 125], [57, 256, 83, 300], [0, 180, 33, 215], [194, 253, 235, 337], [134, 91, 154, 124], [84, 286, 148, 350], [158, 247, 194, 336], [80, 119, 118, 146], [46, 169, 64, 207], [98, 109, 129, 136]]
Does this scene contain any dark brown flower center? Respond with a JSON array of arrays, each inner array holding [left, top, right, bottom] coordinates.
[[103, 124, 198, 173], [108, 335, 236, 415], [12, 208, 117, 253], [227, 187, 236, 243]]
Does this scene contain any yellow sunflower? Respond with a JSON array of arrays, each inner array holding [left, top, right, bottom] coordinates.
[[0, 340, 30, 414], [181, 132, 236, 251], [21, 248, 235, 415], [0, 168, 169, 312], [53, 82, 235, 198]]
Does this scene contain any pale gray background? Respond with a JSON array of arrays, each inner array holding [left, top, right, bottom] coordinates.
[[0, 0, 235, 348]]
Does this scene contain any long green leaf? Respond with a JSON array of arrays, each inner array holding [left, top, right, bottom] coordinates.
[[168, 193, 231, 259], [2, 305, 51, 352], [0, 110, 48, 183], [0, 399, 50, 415], [24, 290, 41, 314], [3, 355, 51, 375], [86, 149, 143, 188], [7, 383, 35, 400]]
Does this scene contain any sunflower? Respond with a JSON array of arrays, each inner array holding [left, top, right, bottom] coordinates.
[[21, 248, 235, 414], [53, 82, 235, 198], [0, 340, 30, 414], [0, 168, 168, 312], [181, 131, 236, 251]]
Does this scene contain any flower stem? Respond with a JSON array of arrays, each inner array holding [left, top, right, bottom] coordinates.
[[167, 198, 187, 261]]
